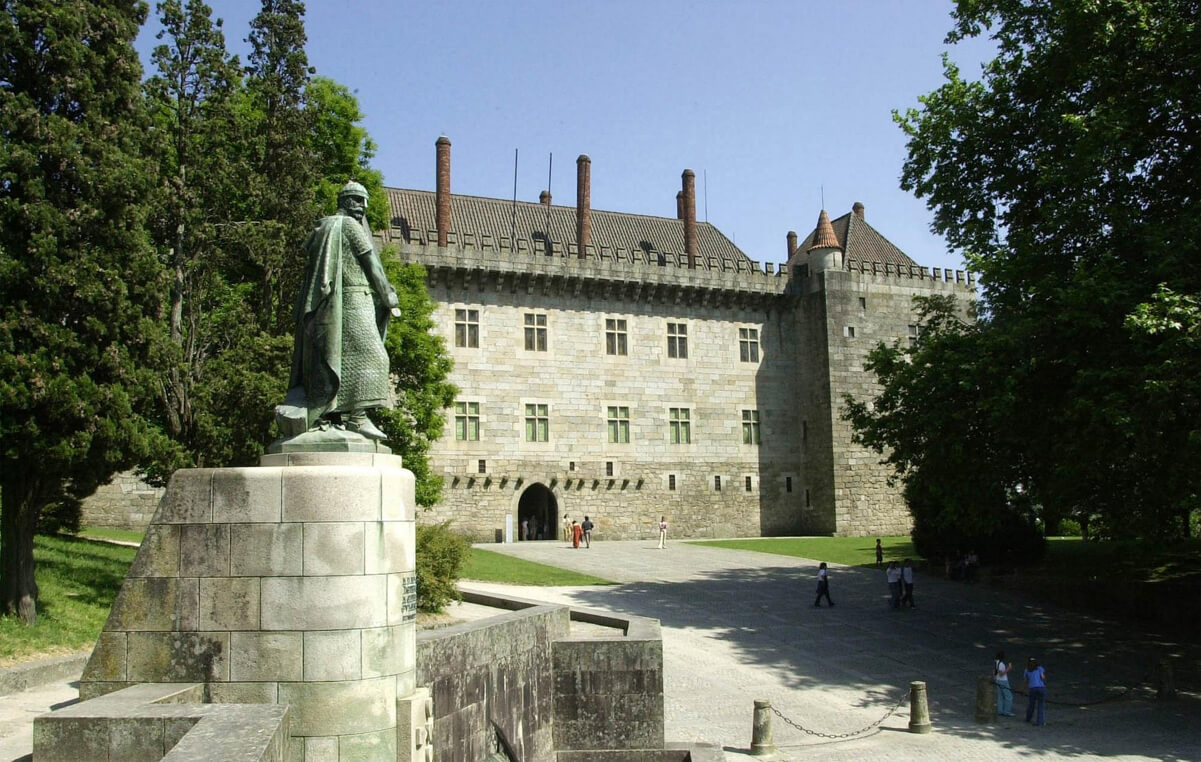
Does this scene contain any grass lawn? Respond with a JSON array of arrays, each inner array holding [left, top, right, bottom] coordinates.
[[77, 526, 145, 545], [462, 548, 615, 586], [0, 534, 136, 667], [689, 535, 919, 568]]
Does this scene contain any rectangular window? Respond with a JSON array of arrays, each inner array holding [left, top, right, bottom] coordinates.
[[454, 401, 480, 441], [844, 325, 856, 338], [742, 409, 761, 445], [605, 318, 628, 356], [805, 488, 811, 507], [908, 324, 919, 347], [667, 322, 688, 359], [524, 403, 548, 442], [524, 313, 547, 351], [745, 476, 753, 492], [739, 327, 760, 362], [786, 476, 793, 493], [607, 405, 630, 443], [714, 475, 722, 491], [478, 459, 487, 474], [668, 474, 676, 491], [605, 461, 614, 477], [858, 297, 867, 310], [454, 308, 479, 348], [669, 407, 691, 444]]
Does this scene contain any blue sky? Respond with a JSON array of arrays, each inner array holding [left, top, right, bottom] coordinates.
[[136, 1, 994, 273]]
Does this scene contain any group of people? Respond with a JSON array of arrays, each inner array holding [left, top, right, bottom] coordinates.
[[559, 514, 594, 548], [995, 650, 1048, 725]]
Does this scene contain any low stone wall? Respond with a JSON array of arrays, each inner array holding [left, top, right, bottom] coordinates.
[[32, 682, 290, 762], [80, 469, 162, 530], [416, 589, 670, 762], [552, 609, 663, 752], [416, 597, 568, 761]]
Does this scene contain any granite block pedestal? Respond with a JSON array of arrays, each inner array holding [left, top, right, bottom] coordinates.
[[80, 451, 418, 761]]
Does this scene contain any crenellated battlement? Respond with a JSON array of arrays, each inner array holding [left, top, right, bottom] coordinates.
[[843, 257, 974, 288]]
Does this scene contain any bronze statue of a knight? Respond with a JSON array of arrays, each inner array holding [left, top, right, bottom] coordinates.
[[275, 180, 400, 446]]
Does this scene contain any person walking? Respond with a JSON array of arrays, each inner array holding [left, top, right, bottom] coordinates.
[[657, 516, 668, 549], [886, 560, 903, 609], [562, 514, 571, 545], [875, 538, 884, 568], [901, 558, 916, 608], [581, 516, 594, 548], [571, 520, 582, 549], [1023, 657, 1048, 725], [813, 562, 834, 607]]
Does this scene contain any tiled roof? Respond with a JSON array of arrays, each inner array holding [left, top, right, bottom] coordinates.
[[385, 188, 753, 268], [790, 210, 916, 269], [807, 210, 840, 251]]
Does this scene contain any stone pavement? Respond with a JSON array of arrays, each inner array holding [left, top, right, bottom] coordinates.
[[2, 539, 1197, 761], [471, 538, 1201, 761]]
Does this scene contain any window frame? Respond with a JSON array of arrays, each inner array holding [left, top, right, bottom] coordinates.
[[742, 409, 761, 445], [605, 317, 628, 356], [607, 405, 630, 443], [524, 403, 549, 442], [669, 407, 691, 444], [454, 308, 480, 348], [454, 400, 480, 441], [667, 322, 688, 359], [524, 312, 548, 352], [738, 326, 760, 363]]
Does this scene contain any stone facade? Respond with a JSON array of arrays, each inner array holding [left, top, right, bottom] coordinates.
[[387, 144, 975, 540], [80, 470, 163, 530]]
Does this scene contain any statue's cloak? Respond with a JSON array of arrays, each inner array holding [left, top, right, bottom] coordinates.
[[287, 214, 348, 431]]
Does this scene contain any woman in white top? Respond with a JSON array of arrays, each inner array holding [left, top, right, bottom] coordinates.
[[994, 649, 1014, 716]]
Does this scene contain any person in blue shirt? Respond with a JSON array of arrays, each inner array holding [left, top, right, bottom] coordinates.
[[1023, 656, 1048, 725]]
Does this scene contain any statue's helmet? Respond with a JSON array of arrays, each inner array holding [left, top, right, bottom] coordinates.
[[338, 180, 369, 203]]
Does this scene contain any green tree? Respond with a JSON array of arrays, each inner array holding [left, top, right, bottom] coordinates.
[[143, 0, 252, 473], [881, 0, 1201, 541], [0, 0, 171, 623], [844, 297, 1043, 562], [239, 0, 316, 334], [307, 76, 388, 230], [376, 257, 457, 506]]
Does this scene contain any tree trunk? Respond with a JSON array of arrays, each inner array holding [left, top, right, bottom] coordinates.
[[0, 466, 40, 625]]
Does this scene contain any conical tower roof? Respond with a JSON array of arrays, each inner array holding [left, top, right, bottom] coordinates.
[[806, 209, 841, 251]]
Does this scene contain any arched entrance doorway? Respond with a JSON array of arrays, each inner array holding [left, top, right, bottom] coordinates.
[[517, 483, 558, 541]]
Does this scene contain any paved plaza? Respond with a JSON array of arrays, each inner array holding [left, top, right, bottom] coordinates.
[[469, 538, 1200, 761], [2, 537, 1198, 761]]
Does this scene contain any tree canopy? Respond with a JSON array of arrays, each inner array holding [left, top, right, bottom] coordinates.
[[0, 0, 172, 622], [850, 0, 1201, 552], [1, 0, 456, 623]]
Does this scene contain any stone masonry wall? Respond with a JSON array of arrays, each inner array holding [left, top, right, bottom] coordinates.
[[416, 605, 569, 762], [820, 268, 975, 536], [417, 259, 801, 542], [80, 470, 163, 530]]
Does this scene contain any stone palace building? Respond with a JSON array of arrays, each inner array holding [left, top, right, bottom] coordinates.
[[382, 137, 975, 542]]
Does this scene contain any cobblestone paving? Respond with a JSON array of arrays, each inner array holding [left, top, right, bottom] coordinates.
[[472, 538, 1201, 761]]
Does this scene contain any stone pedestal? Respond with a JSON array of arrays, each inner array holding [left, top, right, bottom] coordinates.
[[80, 452, 417, 761]]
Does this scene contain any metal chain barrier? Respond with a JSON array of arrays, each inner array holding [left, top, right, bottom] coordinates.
[[768, 688, 909, 740]]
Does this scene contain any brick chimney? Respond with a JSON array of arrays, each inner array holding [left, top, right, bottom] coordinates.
[[435, 136, 451, 248], [682, 169, 697, 268], [787, 230, 798, 260], [576, 154, 591, 259], [540, 190, 552, 205], [853, 201, 864, 220], [676, 191, 684, 220]]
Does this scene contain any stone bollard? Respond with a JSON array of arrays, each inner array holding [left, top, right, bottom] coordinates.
[[908, 681, 932, 734], [1155, 659, 1177, 700], [975, 675, 997, 722], [750, 699, 777, 756]]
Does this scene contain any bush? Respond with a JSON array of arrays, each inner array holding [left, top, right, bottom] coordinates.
[[907, 480, 1045, 566], [415, 522, 469, 613]]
